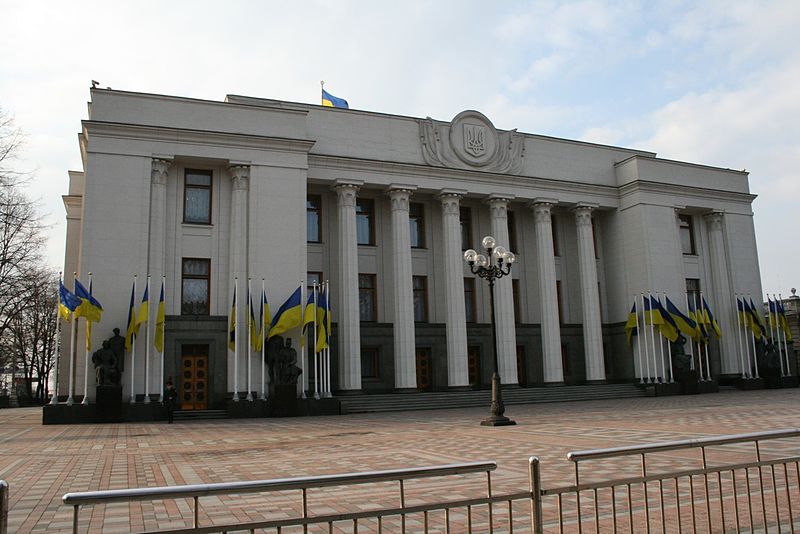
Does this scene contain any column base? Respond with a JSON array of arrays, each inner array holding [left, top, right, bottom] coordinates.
[[481, 415, 516, 426]]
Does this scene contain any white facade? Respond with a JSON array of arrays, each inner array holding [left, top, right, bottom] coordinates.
[[58, 88, 763, 406]]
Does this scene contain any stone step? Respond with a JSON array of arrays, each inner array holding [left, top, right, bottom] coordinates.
[[173, 409, 228, 420], [339, 384, 647, 414]]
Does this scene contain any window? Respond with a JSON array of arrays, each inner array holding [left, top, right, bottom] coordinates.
[[679, 215, 696, 255], [686, 278, 701, 310], [307, 272, 323, 292], [181, 258, 210, 315], [592, 219, 599, 258], [508, 210, 518, 253], [307, 195, 322, 243], [460, 207, 473, 250], [361, 347, 380, 379], [464, 278, 476, 323], [359, 274, 377, 321], [184, 170, 212, 224], [413, 276, 428, 322], [556, 280, 564, 324], [512, 279, 521, 322], [552, 214, 560, 257], [409, 202, 425, 248], [356, 198, 375, 245]]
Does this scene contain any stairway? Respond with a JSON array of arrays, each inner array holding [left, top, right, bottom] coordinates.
[[338, 383, 646, 414], [173, 409, 228, 421]]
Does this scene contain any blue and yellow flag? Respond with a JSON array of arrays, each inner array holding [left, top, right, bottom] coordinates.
[[624, 302, 638, 346], [768, 298, 778, 329], [737, 298, 748, 327], [248, 291, 259, 351], [136, 284, 149, 327], [154, 281, 165, 353], [654, 297, 679, 342], [749, 297, 765, 341], [269, 286, 303, 338], [125, 281, 138, 351], [228, 286, 237, 352], [322, 88, 349, 109], [74, 279, 103, 323], [261, 289, 271, 350], [643, 296, 663, 326], [665, 296, 697, 340], [688, 301, 708, 343], [302, 289, 316, 332], [778, 299, 793, 342], [316, 287, 329, 352], [58, 281, 81, 322]]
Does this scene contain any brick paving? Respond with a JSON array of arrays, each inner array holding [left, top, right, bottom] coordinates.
[[1, 388, 799, 533]]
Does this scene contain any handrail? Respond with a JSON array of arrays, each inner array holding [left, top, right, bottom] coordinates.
[[63, 461, 496, 506], [567, 427, 800, 462], [0, 479, 8, 534]]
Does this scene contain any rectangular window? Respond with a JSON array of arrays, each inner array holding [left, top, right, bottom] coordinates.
[[359, 274, 377, 321], [556, 280, 564, 324], [508, 210, 518, 253], [460, 207, 473, 251], [679, 214, 696, 255], [307, 195, 322, 243], [361, 347, 380, 379], [464, 277, 476, 323], [356, 198, 375, 245], [512, 279, 521, 323], [413, 276, 428, 322], [181, 258, 210, 315], [409, 202, 425, 248], [552, 215, 560, 257], [686, 278, 701, 310], [184, 169, 212, 225]]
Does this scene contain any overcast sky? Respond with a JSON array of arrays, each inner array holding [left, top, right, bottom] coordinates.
[[1, 0, 797, 298]]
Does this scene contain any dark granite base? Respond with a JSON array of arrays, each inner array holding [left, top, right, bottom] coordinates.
[[43, 401, 166, 424], [781, 376, 799, 388], [697, 380, 719, 394], [738, 378, 765, 390], [226, 399, 269, 419], [654, 382, 681, 396]]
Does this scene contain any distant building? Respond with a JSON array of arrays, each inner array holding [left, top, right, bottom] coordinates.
[[58, 88, 763, 409]]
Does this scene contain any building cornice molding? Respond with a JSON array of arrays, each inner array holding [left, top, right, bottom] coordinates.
[[81, 120, 316, 154], [619, 179, 757, 204]]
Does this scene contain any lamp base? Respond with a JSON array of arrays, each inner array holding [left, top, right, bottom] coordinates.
[[481, 415, 516, 426]]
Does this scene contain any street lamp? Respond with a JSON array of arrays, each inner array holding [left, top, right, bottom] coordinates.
[[464, 236, 517, 426]]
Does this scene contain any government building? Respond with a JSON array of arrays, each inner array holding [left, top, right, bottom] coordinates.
[[57, 88, 763, 411]]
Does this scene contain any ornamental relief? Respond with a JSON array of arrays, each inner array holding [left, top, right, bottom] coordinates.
[[420, 110, 525, 174]]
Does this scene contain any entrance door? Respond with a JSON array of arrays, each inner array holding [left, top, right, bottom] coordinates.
[[468, 346, 481, 389], [180, 345, 208, 410], [415, 348, 432, 391]]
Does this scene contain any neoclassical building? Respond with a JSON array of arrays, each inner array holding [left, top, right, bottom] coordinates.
[[58, 88, 762, 409]]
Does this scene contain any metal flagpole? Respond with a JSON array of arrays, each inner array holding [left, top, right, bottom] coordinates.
[[247, 279, 253, 401], [261, 279, 266, 400], [67, 272, 78, 405], [300, 282, 307, 399], [51, 273, 62, 405], [130, 275, 137, 404], [748, 293, 760, 379], [144, 276, 151, 403], [684, 293, 695, 370], [700, 292, 712, 381], [734, 294, 746, 378], [634, 295, 644, 384], [325, 280, 332, 397], [233, 277, 239, 402], [158, 276, 166, 403], [647, 291, 661, 383], [313, 283, 320, 399], [661, 293, 674, 383], [640, 293, 651, 383], [81, 272, 92, 405], [770, 295, 785, 377], [779, 294, 791, 376]]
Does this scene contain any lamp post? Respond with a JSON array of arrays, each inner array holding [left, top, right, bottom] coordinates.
[[464, 236, 516, 426]]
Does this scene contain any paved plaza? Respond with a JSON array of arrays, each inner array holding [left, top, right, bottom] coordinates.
[[2, 388, 799, 533]]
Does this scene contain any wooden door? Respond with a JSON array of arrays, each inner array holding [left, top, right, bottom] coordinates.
[[180, 346, 208, 410], [415, 348, 432, 391]]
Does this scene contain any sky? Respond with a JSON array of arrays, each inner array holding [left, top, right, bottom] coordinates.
[[1, 0, 798, 297]]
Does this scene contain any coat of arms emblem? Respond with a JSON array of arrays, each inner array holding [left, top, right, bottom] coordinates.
[[463, 124, 486, 157]]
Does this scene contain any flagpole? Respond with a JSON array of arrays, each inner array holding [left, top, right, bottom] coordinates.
[[130, 275, 137, 404], [325, 280, 331, 397], [159, 276, 166, 403], [700, 292, 712, 381], [66, 272, 78, 405], [747, 293, 760, 379], [144, 276, 151, 403], [770, 295, 785, 377], [259, 278, 267, 401], [640, 294, 651, 383], [51, 273, 62, 405], [247, 279, 253, 402], [647, 291, 661, 383], [779, 293, 791, 376], [660, 293, 674, 383], [734, 294, 747, 379], [633, 296, 643, 384], [683, 293, 695, 371], [233, 277, 239, 402], [299, 282, 307, 399], [81, 272, 92, 405]]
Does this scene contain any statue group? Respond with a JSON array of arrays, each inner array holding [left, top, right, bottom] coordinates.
[[91, 328, 126, 387]]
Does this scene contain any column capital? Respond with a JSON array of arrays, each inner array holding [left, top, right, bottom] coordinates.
[[151, 158, 172, 185], [386, 187, 414, 211], [572, 203, 597, 227], [485, 195, 513, 220], [333, 180, 362, 207], [529, 198, 558, 221], [228, 165, 250, 190], [704, 210, 725, 231], [485, 193, 516, 204], [438, 189, 466, 216]]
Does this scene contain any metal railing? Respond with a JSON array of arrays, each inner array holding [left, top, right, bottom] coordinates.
[[0, 479, 8, 534], [530, 428, 800, 533], [63, 460, 538, 533]]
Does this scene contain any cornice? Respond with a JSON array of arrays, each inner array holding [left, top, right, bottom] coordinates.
[[82, 121, 316, 154], [619, 179, 757, 204]]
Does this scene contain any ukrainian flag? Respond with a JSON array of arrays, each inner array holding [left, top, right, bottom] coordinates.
[[228, 287, 237, 352], [665, 296, 697, 340], [248, 292, 259, 351], [302, 289, 316, 333], [322, 88, 349, 109], [316, 287, 329, 352], [74, 279, 103, 323], [643, 296, 663, 326], [778, 300, 793, 342], [654, 297, 679, 342], [125, 281, 138, 351], [688, 301, 707, 343], [154, 281, 165, 353], [701, 297, 721, 339], [748, 298, 765, 340], [58, 281, 81, 322], [136, 284, 149, 327], [268, 286, 303, 338], [261, 289, 271, 350], [737, 298, 748, 327], [624, 302, 638, 346]]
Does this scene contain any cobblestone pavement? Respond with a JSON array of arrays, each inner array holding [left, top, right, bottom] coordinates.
[[1, 388, 799, 533]]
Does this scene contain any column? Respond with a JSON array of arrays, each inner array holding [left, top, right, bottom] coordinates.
[[485, 195, 518, 385], [149, 158, 170, 397], [228, 165, 250, 397], [438, 190, 469, 387], [530, 199, 564, 383], [573, 204, 605, 382], [334, 181, 363, 391], [387, 186, 417, 389], [704, 211, 738, 375]]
